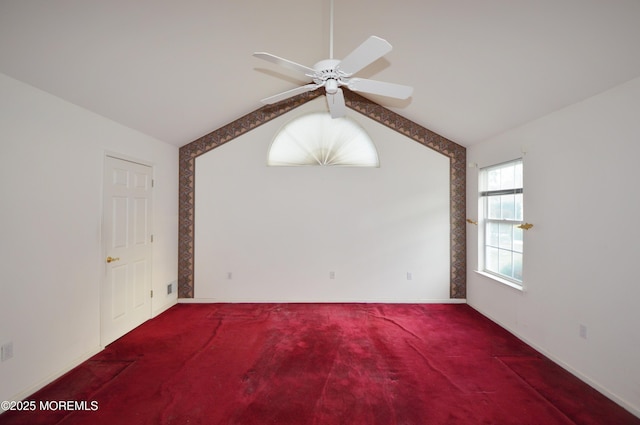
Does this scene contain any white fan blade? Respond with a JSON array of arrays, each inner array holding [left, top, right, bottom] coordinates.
[[260, 83, 319, 104], [347, 78, 413, 99], [253, 52, 316, 76], [337, 36, 392, 76], [326, 87, 347, 118]]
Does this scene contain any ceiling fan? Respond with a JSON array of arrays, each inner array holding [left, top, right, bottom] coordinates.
[[253, 1, 413, 119]]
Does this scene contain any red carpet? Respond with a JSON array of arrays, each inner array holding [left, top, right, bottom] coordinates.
[[1, 303, 638, 424]]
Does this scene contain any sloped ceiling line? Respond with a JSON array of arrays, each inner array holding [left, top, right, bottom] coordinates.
[[178, 89, 465, 299]]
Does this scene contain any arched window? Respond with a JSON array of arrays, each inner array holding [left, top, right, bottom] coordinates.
[[267, 112, 379, 167]]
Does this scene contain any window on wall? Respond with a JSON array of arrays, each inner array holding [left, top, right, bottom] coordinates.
[[267, 112, 379, 167], [480, 159, 524, 284]]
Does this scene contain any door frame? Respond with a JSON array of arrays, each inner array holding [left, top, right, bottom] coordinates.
[[100, 152, 154, 347]]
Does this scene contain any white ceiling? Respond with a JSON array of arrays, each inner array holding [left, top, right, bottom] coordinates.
[[2, 0, 640, 147]]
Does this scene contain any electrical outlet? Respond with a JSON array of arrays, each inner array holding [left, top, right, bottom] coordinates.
[[167, 282, 173, 295], [579, 324, 587, 339], [227, 272, 233, 280], [1, 342, 13, 362], [329, 271, 335, 279], [407, 272, 413, 280]]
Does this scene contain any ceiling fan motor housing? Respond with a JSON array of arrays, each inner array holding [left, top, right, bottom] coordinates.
[[313, 59, 347, 94]]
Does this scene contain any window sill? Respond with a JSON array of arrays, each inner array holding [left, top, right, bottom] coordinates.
[[474, 271, 525, 292]]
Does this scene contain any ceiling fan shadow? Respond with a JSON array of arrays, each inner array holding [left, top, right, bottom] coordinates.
[[353, 91, 413, 109]]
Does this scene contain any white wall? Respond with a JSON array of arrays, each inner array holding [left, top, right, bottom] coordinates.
[[0, 73, 179, 403], [467, 76, 640, 416], [194, 98, 451, 302]]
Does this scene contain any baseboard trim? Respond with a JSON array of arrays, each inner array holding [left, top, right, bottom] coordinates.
[[179, 298, 467, 304], [152, 298, 178, 318], [468, 303, 640, 419], [6, 346, 103, 405]]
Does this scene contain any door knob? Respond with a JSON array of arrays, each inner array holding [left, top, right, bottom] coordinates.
[[106, 256, 120, 263]]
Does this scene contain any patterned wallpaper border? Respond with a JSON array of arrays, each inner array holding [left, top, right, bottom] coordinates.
[[178, 89, 466, 299]]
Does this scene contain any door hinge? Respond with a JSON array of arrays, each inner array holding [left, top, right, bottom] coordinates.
[[150, 290, 154, 298], [152, 179, 155, 188], [150, 234, 154, 243]]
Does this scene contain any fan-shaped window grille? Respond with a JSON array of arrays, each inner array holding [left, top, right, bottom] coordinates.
[[268, 112, 379, 167]]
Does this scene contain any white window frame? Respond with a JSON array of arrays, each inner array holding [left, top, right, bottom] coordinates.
[[478, 159, 524, 288]]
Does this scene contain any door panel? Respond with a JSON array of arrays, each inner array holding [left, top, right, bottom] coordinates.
[[102, 156, 152, 346], [112, 197, 128, 248], [133, 259, 147, 308], [111, 265, 128, 319], [133, 198, 148, 245]]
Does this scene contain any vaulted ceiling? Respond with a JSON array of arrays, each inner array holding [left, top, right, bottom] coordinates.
[[2, 0, 640, 147]]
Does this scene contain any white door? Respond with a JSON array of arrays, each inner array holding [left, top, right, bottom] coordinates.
[[101, 155, 153, 346]]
